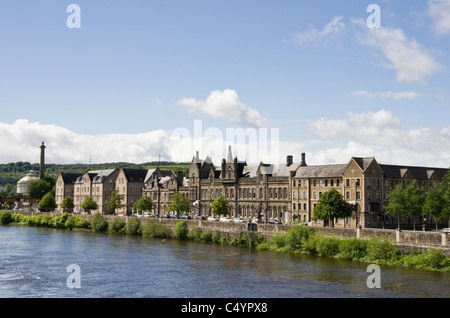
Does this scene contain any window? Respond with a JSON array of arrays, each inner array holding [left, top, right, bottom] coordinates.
[[313, 180, 317, 187], [293, 203, 296, 210], [346, 191, 350, 199], [330, 180, 333, 187], [293, 191, 297, 199], [303, 203, 307, 210], [303, 191, 307, 199], [356, 191, 360, 200], [325, 180, 328, 187], [346, 179, 350, 187], [367, 179, 371, 187], [293, 180, 296, 187], [304, 180, 307, 187], [319, 180, 323, 187], [336, 179, 340, 187], [313, 191, 317, 199]]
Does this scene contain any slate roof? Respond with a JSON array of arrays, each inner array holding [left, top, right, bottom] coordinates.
[[380, 164, 448, 180], [60, 173, 82, 184], [122, 169, 148, 183], [293, 164, 347, 179]]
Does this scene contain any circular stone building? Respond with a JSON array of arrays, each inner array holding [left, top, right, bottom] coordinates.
[[16, 170, 40, 195]]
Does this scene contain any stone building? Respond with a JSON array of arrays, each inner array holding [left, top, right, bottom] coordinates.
[[73, 169, 119, 214], [55, 172, 81, 212], [115, 168, 149, 215]]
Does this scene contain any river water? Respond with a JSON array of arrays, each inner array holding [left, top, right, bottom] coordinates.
[[0, 226, 448, 298]]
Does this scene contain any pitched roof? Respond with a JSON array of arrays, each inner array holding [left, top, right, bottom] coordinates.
[[122, 169, 148, 183], [293, 164, 347, 179], [380, 164, 448, 180], [60, 173, 82, 184]]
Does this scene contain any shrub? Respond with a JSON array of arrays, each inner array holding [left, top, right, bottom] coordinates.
[[91, 213, 108, 232], [0, 211, 13, 225], [188, 224, 202, 240], [142, 219, 171, 238], [285, 225, 313, 252], [173, 220, 188, 240], [28, 214, 54, 227], [108, 217, 126, 234], [11, 213, 29, 224], [231, 232, 264, 247], [53, 212, 71, 229], [211, 231, 222, 244], [315, 235, 340, 257], [125, 217, 142, 236], [338, 238, 368, 260], [69, 216, 90, 229], [199, 230, 213, 243], [365, 236, 397, 262], [268, 232, 287, 249]]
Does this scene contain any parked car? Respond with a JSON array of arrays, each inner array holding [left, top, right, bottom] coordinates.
[[150, 214, 158, 218], [181, 215, 191, 219], [233, 218, 246, 223], [161, 214, 169, 218], [220, 217, 233, 222], [267, 219, 280, 224], [207, 216, 218, 221], [195, 215, 206, 220], [169, 214, 179, 219], [438, 228, 450, 234]]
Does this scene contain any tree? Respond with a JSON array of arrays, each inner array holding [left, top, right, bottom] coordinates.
[[38, 192, 57, 212], [133, 196, 153, 214], [167, 193, 190, 217], [210, 195, 230, 217], [60, 196, 75, 212], [403, 181, 425, 231], [104, 190, 125, 214], [423, 185, 446, 231], [28, 179, 53, 199], [312, 188, 353, 227], [81, 196, 98, 213], [385, 184, 407, 230]]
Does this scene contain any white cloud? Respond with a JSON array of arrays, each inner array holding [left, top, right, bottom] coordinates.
[[292, 16, 345, 44], [353, 19, 444, 84], [428, 0, 450, 35], [307, 110, 450, 167], [177, 89, 271, 128], [346, 90, 420, 100]]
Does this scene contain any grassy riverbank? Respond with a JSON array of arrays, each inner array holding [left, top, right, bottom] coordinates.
[[1, 211, 449, 272]]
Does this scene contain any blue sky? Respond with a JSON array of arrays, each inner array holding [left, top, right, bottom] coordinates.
[[0, 1, 449, 167]]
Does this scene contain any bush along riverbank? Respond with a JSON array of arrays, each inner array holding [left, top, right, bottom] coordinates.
[[1, 211, 449, 272]]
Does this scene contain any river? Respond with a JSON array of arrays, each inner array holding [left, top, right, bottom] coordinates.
[[0, 225, 448, 299]]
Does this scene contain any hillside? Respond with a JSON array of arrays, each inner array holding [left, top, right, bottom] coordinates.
[[0, 161, 190, 187]]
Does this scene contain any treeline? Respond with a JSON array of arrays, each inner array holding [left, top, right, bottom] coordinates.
[[0, 161, 190, 186]]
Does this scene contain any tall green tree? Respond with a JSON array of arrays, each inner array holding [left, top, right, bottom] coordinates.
[[104, 190, 125, 214], [403, 181, 425, 231], [423, 185, 446, 231], [210, 195, 230, 217], [60, 196, 75, 212], [38, 192, 57, 212], [133, 196, 153, 214], [312, 188, 353, 227], [167, 193, 190, 217], [385, 184, 407, 230], [81, 196, 98, 213]]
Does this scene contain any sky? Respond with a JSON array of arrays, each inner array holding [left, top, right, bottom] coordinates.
[[0, 0, 449, 168]]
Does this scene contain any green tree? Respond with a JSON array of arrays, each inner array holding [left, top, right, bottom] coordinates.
[[60, 196, 75, 212], [210, 195, 230, 217], [385, 184, 407, 229], [81, 196, 98, 213], [133, 196, 153, 214], [443, 170, 450, 227], [312, 188, 353, 227], [104, 190, 125, 214], [38, 192, 57, 212], [28, 179, 53, 199], [167, 193, 190, 217], [403, 181, 425, 231], [423, 185, 446, 231]]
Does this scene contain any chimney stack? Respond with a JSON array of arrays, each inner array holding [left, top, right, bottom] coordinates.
[[286, 155, 293, 167], [40, 142, 46, 179], [300, 153, 307, 167]]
